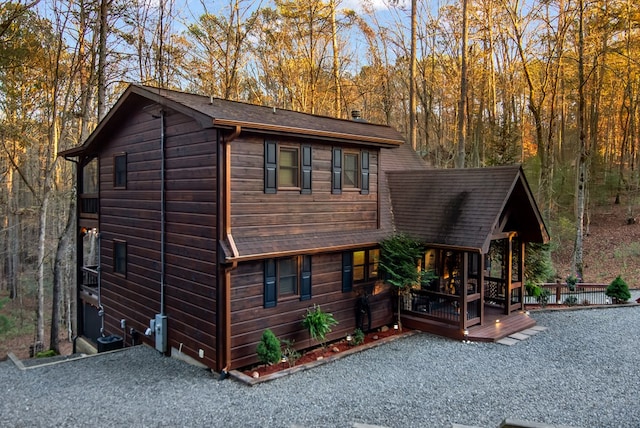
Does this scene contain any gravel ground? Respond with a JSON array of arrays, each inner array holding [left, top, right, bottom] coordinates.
[[2, 304, 640, 428]]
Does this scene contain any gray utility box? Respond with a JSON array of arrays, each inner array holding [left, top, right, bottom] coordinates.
[[97, 335, 123, 352], [154, 314, 167, 353]]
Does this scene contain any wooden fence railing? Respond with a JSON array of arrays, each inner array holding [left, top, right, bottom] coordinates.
[[524, 283, 610, 306]]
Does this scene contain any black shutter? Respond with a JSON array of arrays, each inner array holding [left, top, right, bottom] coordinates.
[[301, 145, 312, 194], [342, 252, 353, 293], [360, 150, 369, 195], [264, 259, 277, 308], [300, 255, 312, 301], [264, 141, 277, 194], [332, 147, 342, 194]]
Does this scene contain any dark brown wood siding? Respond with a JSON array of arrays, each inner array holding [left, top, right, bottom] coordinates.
[[229, 137, 379, 238], [98, 106, 218, 368], [229, 252, 392, 369]]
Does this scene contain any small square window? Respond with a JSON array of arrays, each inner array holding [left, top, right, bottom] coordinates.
[[114, 154, 127, 188], [352, 249, 378, 284], [343, 152, 359, 188], [278, 257, 298, 296], [114, 240, 127, 276], [278, 147, 299, 188]]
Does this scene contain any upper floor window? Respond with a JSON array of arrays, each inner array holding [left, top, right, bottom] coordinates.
[[343, 152, 359, 188], [278, 146, 299, 188], [265, 141, 311, 194], [114, 153, 127, 188], [113, 240, 127, 276], [264, 255, 312, 308], [332, 148, 369, 195], [82, 158, 99, 194]]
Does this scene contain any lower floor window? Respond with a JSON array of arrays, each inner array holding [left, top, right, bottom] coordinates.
[[264, 255, 312, 307]]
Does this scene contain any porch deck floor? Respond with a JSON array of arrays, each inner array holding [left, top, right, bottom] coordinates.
[[401, 306, 536, 342]]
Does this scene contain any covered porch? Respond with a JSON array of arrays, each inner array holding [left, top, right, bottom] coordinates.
[[386, 165, 549, 341]]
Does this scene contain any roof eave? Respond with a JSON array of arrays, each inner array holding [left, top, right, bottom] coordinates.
[[213, 118, 403, 148]]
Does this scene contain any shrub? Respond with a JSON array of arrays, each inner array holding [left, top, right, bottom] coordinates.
[[350, 328, 365, 346], [302, 304, 338, 348], [256, 329, 281, 365], [606, 276, 631, 303], [0, 298, 11, 335], [538, 288, 551, 308], [35, 350, 57, 358], [280, 339, 300, 368], [379, 234, 424, 328], [563, 295, 578, 306]]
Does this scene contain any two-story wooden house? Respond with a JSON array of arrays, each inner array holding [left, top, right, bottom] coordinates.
[[60, 85, 548, 372]]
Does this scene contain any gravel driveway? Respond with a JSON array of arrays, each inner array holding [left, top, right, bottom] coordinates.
[[2, 305, 639, 428]]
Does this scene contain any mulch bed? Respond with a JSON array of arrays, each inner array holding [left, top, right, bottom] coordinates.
[[231, 325, 414, 385]]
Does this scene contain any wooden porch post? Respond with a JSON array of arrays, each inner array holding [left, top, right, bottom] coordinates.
[[461, 252, 469, 330], [505, 236, 513, 315], [479, 253, 485, 325], [520, 238, 525, 309]]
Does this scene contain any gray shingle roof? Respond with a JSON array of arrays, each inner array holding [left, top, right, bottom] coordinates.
[[386, 165, 548, 252]]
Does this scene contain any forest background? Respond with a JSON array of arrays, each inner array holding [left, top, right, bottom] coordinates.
[[1, 0, 639, 356]]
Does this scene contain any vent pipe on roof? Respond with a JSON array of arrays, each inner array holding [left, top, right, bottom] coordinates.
[[351, 110, 367, 122]]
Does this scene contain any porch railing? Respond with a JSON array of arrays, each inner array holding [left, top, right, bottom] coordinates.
[[402, 289, 481, 327], [80, 194, 98, 218], [525, 283, 610, 306], [80, 265, 99, 307]]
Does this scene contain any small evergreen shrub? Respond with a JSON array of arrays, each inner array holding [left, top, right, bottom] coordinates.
[[606, 276, 631, 303], [563, 295, 578, 306], [256, 329, 281, 365]]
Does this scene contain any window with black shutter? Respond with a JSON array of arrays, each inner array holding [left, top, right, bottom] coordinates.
[[263, 255, 312, 307], [264, 141, 311, 194]]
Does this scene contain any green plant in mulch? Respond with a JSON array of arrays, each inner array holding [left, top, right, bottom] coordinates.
[[302, 304, 338, 349], [563, 295, 578, 306], [256, 329, 281, 365], [280, 339, 301, 368], [606, 275, 631, 304], [350, 328, 365, 346]]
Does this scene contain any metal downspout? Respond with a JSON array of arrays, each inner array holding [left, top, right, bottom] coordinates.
[[160, 110, 166, 316]]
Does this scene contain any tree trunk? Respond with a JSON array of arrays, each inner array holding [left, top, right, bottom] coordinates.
[[50, 196, 75, 353], [574, 0, 587, 280], [409, 0, 417, 150], [330, 0, 341, 118], [456, 0, 468, 168]]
